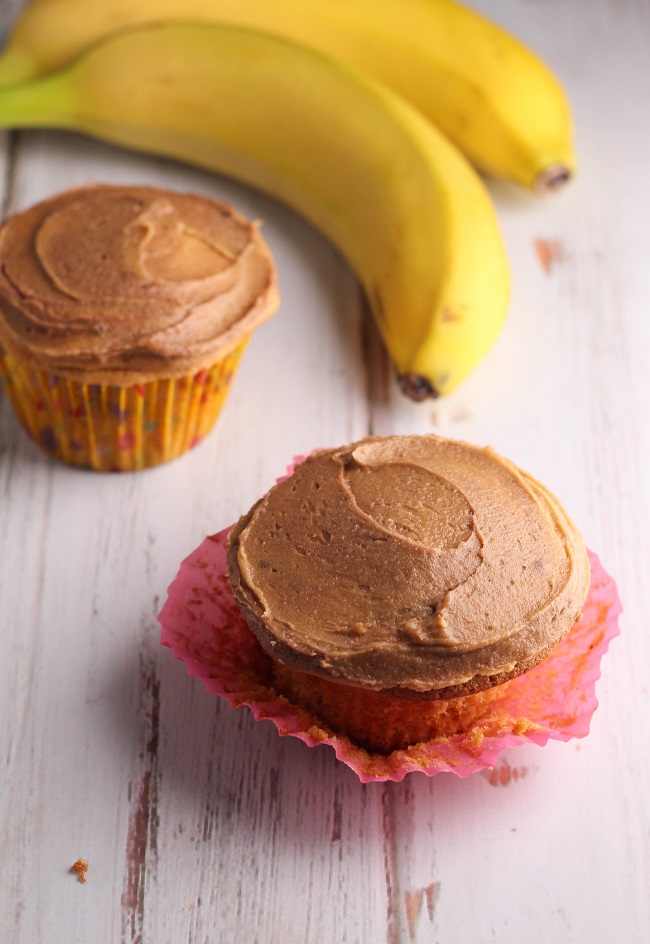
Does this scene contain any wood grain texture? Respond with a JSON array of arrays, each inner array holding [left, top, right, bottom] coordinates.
[[0, 2, 648, 942]]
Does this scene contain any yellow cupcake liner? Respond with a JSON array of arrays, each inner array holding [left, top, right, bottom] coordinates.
[[0, 341, 247, 471]]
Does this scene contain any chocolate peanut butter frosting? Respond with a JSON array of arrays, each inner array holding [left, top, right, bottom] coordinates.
[[0, 184, 279, 383], [228, 435, 591, 695]]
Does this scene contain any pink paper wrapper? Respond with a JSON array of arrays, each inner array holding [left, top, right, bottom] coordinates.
[[159, 464, 621, 783]]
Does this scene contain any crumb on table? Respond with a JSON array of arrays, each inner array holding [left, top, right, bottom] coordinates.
[[70, 859, 88, 883]]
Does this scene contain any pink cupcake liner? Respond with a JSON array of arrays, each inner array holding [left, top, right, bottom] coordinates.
[[159, 462, 622, 783]]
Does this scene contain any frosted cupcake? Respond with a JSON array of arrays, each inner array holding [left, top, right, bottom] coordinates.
[[227, 434, 592, 753], [0, 184, 279, 470]]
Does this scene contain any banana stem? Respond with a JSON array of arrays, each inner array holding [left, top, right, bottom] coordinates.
[[0, 73, 70, 128]]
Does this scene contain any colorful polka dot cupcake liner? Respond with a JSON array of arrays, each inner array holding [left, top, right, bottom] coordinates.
[[0, 341, 247, 471]]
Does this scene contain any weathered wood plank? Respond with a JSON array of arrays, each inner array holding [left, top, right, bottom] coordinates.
[[0, 2, 648, 942]]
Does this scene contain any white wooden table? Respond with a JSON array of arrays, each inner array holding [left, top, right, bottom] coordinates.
[[0, 2, 647, 941]]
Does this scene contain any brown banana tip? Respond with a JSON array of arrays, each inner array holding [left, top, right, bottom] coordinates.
[[398, 373, 439, 401], [533, 164, 573, 194]]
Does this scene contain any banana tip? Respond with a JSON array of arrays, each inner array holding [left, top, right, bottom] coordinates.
[[534, 164, 573, 195], [398, 373, 439, 402]]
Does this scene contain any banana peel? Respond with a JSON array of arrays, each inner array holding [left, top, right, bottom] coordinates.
[[0, 0, 575, 192], [0, 22, 511, 398]]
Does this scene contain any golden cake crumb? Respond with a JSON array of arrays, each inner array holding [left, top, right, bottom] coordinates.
[[70, 859, 88, 883]]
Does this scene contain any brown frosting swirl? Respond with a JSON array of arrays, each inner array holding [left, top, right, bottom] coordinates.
[[0, 184, 279, 383], [228, 435, 591, 695]]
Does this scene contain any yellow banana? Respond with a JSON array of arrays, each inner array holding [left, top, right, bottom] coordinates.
[[0, 0, 574, 192], [0, 22, 510, 399]]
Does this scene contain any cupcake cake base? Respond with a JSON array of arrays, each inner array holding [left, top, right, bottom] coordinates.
[[271, 661, 506, 753]]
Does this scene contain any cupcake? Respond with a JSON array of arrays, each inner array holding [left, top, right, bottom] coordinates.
[[0, 184, 279, 470], [227, 434, 592, 753]]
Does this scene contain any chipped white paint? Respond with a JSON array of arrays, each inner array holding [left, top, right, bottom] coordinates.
[[0, 2, 648, 942]]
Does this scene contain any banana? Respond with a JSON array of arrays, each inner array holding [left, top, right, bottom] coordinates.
[[0, 22, 510, 399], [0, 0, 574, 193]]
